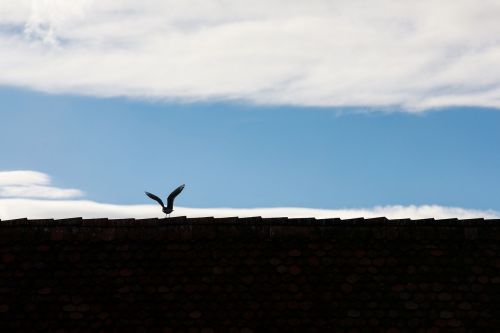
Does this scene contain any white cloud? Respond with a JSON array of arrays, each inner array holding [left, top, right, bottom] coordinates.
[[0, 170, 497, 220], [0, 185, 83, 199], [0, 170, 50, 186], [0, 170, 83, 199], [1, 0, 500, 110], [0, 199, 498, 220]]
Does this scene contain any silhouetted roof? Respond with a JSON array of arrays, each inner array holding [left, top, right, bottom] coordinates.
[[1, 216, 498, 225], [1, 217, 499, 331]]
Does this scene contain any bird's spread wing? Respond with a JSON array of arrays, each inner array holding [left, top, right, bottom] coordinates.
[[145, 191, 164, 207], [166, 184, 185, 210]]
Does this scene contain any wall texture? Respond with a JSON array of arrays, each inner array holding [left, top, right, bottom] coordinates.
[[0, 217, 499, 333]]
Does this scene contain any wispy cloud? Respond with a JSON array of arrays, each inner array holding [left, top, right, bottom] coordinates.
[[0, 199, 498, 220], [1, 1, 500, 110], [0, 170, 83, 199], [0, 170, 50, 186], [1, 170, 497, 219]]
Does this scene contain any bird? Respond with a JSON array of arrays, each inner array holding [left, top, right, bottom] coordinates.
[[145, 184, 185, 217]]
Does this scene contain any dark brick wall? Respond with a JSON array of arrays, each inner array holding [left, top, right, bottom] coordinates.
[[0, 217, 499, 332]]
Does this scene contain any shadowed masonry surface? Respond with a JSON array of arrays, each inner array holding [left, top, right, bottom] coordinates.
[[0, 217, 499, 332]]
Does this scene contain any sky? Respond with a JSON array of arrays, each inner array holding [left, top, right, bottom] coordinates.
[[1, 1, 500, 219]]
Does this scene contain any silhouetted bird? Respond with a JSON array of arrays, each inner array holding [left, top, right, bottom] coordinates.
[[145, 184, 185, 217]]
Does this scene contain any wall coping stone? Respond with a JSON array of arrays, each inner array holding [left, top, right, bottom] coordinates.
[[0, 217, 498, 241]]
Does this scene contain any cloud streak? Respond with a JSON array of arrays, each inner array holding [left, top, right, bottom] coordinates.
[[0, 199, 498, 220], [0, 170, 497, 219], [0, 170, 50, 186], [0, 170, 83, 199], [1, 0, 500, 110]]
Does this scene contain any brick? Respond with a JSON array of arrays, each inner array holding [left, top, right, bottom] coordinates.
[[189, 311, 202, 319], [2, 253, 14, 264], [0, 217, 499, 331], [119, 268, 133, 277], [38, 287, 52, 295]]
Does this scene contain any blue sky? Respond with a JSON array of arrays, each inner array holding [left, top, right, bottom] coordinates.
[[1, 86, 499, 214], [1, 1, 500, 219]]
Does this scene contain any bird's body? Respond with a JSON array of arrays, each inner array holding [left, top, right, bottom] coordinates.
[[145, 184, 185, 217]]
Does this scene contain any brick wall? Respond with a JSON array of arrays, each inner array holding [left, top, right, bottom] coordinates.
[[0, 217, 499, 332]]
